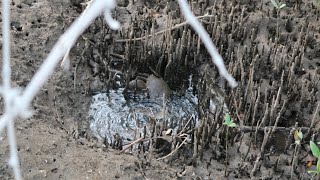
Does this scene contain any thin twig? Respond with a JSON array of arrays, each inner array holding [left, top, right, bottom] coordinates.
[[156, 138, 188, 160], [239, 125, 310, 133], [119, 136, 173, 153], [231, 91, 242, 125], [119, 137, 144, 153], [73, 58, 81, 92], [178, 115, 193, 135], [305, 102, 320, 138], [115, 14, 215, 43]]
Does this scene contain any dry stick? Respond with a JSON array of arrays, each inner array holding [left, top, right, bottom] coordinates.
[[260, 127, 272, 159], [254, 104, 269, 144], [200, 118, 208, 160], [178, 115, 193, 135], [74, 36, 91, 92], [244, 89, 255, 125], [110, 53, 126, 60], [136, 160, 147, 179], [192, 129, 198, 165], [251, 151, 262, 177], [119, 137, 144, 153], [240, 125, 310, 134], [251, 100, 287, 177], [231, 90, 242, 126], [243, 56, 256, 123], [305, 102, 320, 138], [243, 139, 252, 161], [73, 58, 81, 92], [270, 71, 284, 124], [225, 125, 230, 177], [115, 14, 215, 43], [271, 100, 287, 135], [156, 138, 188, 161], [251, 127, 272, 177], [251, 87, 261, 128], [53, 97, 68, 133], [119, 133, 190, 154], [170, 134, 177, 157], [269, 96, 276, 126]]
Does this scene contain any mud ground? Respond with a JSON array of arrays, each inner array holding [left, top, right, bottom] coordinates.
[[0, 0, 320, 179]]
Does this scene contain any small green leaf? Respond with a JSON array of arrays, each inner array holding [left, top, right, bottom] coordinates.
[[224, 114, 231, 124], [279, 3, 286, 9], [270, 0, 279, 8], [228, 122, 237, 128], [317, 159, 320, 173], [310, 141, 320, 158]]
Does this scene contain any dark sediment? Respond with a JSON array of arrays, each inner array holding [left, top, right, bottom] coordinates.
[[77, 0, 320, 179]]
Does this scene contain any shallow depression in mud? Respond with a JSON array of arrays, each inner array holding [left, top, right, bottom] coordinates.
[[88, 87, 199, 144]]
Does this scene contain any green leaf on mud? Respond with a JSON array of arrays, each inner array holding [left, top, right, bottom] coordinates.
[[310, 141, 320, 158], [224, 114, 231, 125]]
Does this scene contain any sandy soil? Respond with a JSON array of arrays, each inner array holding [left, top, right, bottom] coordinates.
[[0, 0, 319, 179]]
